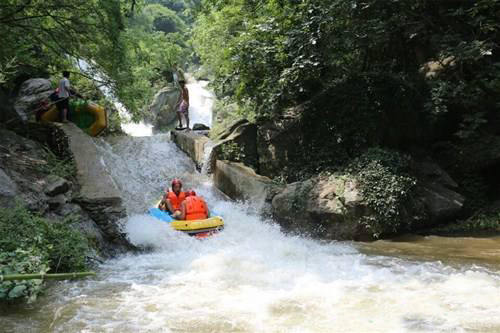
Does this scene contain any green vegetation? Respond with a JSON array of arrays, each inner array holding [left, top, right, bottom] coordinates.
[[347, 149, 420, 238], [194, 0, 500, 231], [426, 211, 500, 235], [39, 147, 76, 180], [0, 204, 89, 303], [220, 141, 246, 163], [193, 0, 500, 163], [0, 0, 193, 119], [194, 0, 500, 123]]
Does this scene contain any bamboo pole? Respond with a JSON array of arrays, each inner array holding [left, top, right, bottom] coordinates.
[[0, 272, 96, 281]]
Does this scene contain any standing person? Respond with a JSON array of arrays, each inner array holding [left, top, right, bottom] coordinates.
[[56, 71, 72, 123], [175, 79, 190, 130]]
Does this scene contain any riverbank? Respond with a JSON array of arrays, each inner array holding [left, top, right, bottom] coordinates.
[[2, 130, 500, 332], [171, 125, 500, 241], [0, 121, 134, 302]]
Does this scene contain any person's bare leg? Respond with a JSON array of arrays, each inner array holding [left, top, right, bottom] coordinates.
[[62, 108, 68, 123], [176, 111, 183, 128], [185, 112, 189, 130]]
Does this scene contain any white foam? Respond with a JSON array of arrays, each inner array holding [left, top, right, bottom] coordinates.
[[5, 83, 500, 333]]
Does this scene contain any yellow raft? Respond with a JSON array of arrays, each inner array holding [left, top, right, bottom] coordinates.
[[149, 204, 224, 239], [41, 99, 106, 136], [171, 216, 224, 233]]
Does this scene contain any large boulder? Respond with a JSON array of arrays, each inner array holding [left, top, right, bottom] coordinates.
[[271, 164, 465, 240], [414, 161, 465, 225], [0, 128, 50, 212], [0, 126, 134, 256], [272, 174, 373, 240], [416, 184, 465, 224], [14, 78, 53, 122], [209, 120, 258, 173], [148, 85, 180, 128]]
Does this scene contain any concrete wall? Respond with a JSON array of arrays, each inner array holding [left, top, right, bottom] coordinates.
[[171, 130, 284, 214], [213, 160, 279, 204], [171, 130, 210, 169]]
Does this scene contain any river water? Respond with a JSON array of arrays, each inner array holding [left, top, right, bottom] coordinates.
[[2, 83, 500, 332]]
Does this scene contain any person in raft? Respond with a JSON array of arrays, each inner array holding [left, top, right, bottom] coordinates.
[[179, 191, 210, 221], [175, 79, 190, 130], [159, 178, 186, 219]]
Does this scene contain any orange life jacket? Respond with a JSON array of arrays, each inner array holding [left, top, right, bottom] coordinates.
[[166, 190, 186, 211], [184, 196, 208, 220]]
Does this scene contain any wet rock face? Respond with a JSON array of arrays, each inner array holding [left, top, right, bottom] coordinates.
[[271, 175, 373, 240], [0, 126, 133, 257], [14, 78, 53, 122]]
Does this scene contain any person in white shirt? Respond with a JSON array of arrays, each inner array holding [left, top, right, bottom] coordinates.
[[56, 71, 72, 122]]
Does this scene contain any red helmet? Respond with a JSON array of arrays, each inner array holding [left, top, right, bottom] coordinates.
[[171, 178, 182, 187]]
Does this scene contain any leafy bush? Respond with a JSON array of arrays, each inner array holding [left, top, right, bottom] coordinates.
[[0, 204, 89, 303], [0, 249, 48, 303], [347, 148, 419, 238], [427, 212, 500, 235], [39, 147, 76, 181]]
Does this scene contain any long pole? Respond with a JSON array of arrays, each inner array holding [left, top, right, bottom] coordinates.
[[0, 272, 96, 281]]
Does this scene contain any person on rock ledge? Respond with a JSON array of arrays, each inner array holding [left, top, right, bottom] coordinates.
[[55, 71, 82, 123], [175, 79, 190, 130]]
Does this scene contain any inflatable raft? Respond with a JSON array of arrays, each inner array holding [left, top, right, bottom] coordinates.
[[41, 99, 107, 136], [149, 207, 224, 239]]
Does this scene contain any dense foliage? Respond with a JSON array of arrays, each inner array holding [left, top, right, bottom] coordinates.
[[194, 0, 500, 222], [194, 0, 500, 125], [347, 148, 419, 238], [0, 204, 89, 302], [0, 0, 192, 118]]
